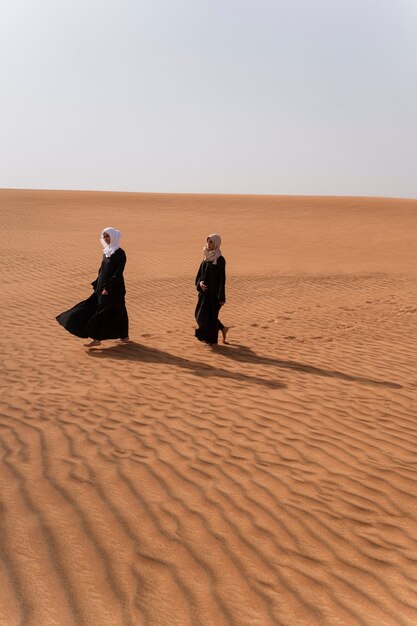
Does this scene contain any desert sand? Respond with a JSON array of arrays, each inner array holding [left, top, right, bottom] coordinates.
[[1, 189, 417, 626]]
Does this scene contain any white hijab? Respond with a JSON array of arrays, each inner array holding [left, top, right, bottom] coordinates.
[[100, 227, 121, 257], [203, 233, 222, 265]]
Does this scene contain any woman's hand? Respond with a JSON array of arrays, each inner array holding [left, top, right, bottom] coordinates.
[[199, 281, 208, 291], [101, 289, 108, 295]]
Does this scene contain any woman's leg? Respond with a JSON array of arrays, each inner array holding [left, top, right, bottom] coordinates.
[[115, 305, 129, 343], [218, 319, 229, 343]]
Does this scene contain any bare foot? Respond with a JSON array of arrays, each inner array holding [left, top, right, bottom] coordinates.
[[115, 337, 130, 344], [84, 339, 101, 348], [221, 327, 229, 343]]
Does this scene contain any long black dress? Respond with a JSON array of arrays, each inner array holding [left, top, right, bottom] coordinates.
[[56, 248, 129, 340], [195, 256, 226, 344]]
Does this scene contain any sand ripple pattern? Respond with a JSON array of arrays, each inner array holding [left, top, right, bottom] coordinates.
[[1, 190, 417, 625]]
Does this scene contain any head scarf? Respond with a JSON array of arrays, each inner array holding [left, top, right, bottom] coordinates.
[[203, 233, 222, 265], [100, 227, 121, 257]]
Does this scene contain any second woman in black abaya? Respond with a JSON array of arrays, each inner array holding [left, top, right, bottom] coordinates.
[[195, 234, 228, 346], [56, 227, 129, 348]]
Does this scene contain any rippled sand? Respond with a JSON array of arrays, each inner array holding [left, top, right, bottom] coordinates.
[[2, 189, 417, 625]]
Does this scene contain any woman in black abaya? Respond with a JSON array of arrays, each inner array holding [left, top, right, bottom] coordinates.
[[195, 234, 228, 346], [56, 227, 129, 348]]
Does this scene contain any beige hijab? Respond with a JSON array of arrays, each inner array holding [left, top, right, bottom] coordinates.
[[203, 234, 222, 265]]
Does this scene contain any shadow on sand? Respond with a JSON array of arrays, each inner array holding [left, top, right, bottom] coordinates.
[[216, 343, 402, 389], [86, 341, 286, 390], [87, 341, 401, 391]]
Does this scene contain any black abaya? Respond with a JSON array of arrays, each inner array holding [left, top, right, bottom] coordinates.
[[56, 248, 129, 340], [194, 256, 226, 344]]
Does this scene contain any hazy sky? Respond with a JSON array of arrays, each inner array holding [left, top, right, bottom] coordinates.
[[1, 0, 417, 197]]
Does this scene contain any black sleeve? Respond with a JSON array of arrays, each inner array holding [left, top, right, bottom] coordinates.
[[217, 257, 226, 302], [195, 262, 204, 291], [103, 250, 126, 292], [91, 265, 101, 290]]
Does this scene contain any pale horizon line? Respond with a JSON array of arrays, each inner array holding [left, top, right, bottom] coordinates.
[[1, 187, 416, 202]]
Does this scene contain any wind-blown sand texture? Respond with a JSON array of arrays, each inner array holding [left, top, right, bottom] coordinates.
[[1, 189, 417, 626]]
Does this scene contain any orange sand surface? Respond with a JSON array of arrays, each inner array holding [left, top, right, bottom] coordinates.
[[2, 189, 417, 625]]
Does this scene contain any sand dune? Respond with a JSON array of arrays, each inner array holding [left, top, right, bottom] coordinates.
[[1, 189, 417, 625]]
